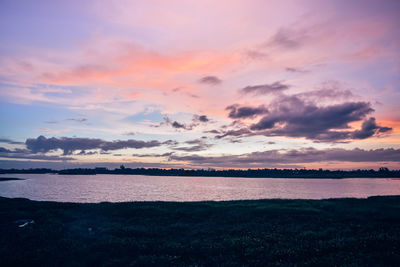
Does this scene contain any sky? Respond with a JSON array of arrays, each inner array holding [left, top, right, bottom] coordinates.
[[0, 0, 400, 170]]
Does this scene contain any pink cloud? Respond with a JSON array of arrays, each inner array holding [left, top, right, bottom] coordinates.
[[36, 128, 71, 135]]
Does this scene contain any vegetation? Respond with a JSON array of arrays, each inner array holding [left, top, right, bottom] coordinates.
[[1, 196, 400, 266], [1, 166, 400, 178]]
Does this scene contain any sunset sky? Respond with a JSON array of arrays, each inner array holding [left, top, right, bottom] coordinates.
[[0, 0, 399, 169]]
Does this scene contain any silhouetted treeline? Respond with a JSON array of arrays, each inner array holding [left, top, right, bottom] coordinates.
[[1, 166, 400, 178]]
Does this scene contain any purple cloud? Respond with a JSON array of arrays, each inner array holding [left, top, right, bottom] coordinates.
[[226, 104, 269, 119], [170, 147, 400, 168], [26, 136, 164, 155], [198, 76, 222, 85], [241, 81, 290, 95], [221, 89, 391, 142]]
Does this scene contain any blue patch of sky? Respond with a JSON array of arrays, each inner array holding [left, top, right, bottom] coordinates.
[[123, 110, 164, 124], [0, 102, 79, 141], [351, 63, 399, 90], [317, 60, 399, 92]]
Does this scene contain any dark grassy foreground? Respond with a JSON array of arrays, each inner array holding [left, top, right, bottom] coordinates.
[[1, 196, 400, 266]]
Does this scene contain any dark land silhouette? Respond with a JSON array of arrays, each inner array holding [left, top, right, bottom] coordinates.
[[1, 166, 399, 178], [1, 196, 399, 266], [0, 177, 24, 182]]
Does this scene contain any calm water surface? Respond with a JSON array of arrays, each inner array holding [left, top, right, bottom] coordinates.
[[0, 174, 400, 202]]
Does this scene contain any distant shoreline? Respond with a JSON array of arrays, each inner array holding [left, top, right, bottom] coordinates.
[[2, 173, 400, 180], [1, 167, 400, 178]]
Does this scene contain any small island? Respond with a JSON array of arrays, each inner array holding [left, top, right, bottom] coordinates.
[[0, 177, 24, 182]]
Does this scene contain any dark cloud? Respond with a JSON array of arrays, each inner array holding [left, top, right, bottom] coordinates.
[[4, 154, 75, 161], [0, 138, 24, 145], [67, 118, 87, 123], [171, 145, 211, 152], [77, 150, 98, 155], [100, 140, 162, 151], [170, 147, 400, 168], [228, 138, 243, 143], [151, 116, 172, 128], [198, 76, 222, 85], [184, 139, 205, 145], [172, 121, 186, 129], [226, 104, 268, 119], [222, 88, 391, 142], [158, 115, 210, 131], [240, 81, 290, 95], [204, 129, 221, 134], [25, 135, 164, 155], [170, 138, 213, 152], [352, 117, 392, 139], [46, 118, 88, 124], [0, 146, 75, 161], [215, 128, 252, 139], [2, 147, 399, 169], [252, 99, 372, 131], [268, 28, 308, 49], [250, 96, 375, 141], [156, 116, 194, 130], [199, 116, 209, 122], [193, 115, 209, 122], [163, 140, 179, 146], [132, 152, 174, 158], [285, 67, 308, 73]]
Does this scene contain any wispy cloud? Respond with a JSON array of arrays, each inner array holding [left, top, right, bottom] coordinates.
[[0, 138, 24, 145], [67, 118, 87, 123], [240, 81, 290, 95], [170, 138, 213, 152], [285, 67, 308, 73], [171, 147, 400, 168], [155, 114, 210, 130]]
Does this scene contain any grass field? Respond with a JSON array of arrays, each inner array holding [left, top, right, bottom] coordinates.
[[1, 196, 400, 266]]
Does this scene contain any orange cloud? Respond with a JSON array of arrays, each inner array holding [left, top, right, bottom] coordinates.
[[39, 43, 240, 89]]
